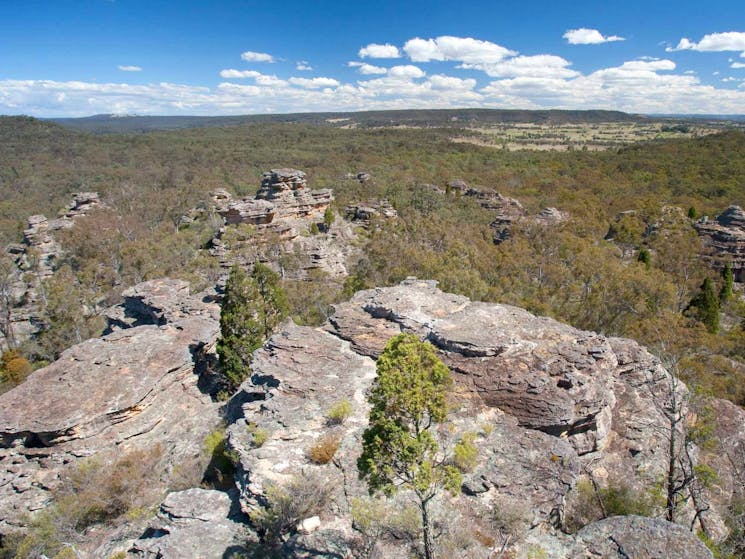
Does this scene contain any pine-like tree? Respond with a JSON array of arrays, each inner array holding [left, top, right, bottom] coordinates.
[[358, 333, 462, 559], [217, 264, 288, 391], [720, 262, 734, 303], [687, 277, 720, 334]]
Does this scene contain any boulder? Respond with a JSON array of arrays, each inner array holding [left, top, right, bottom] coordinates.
[[128, 488, 253, 559]]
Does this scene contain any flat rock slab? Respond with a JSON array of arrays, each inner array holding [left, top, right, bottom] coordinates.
[[0, 280, 222, 530]]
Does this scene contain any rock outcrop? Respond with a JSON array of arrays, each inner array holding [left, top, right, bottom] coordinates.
[[129, 489, 252, 559], [345, 199, 397, 227], [225, 278, 739, 557], [696, 205, 745, 281], [523, 515, 714, 558], [204, 169, 358, 279], [0, 279, 221, 531], [1, 192, 105, 349]]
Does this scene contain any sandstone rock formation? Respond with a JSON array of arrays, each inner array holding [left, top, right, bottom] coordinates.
[[129, 489, 252, 559], [1, 192, 105, 350], [0, 279, 221, 532], [344, 199, 397, 227], [2, 277, 738, 558], [204, 169, 358, 279], [523, 515, 714, 558], [224, 278, 739, 557], [696, 205, 745, 281]]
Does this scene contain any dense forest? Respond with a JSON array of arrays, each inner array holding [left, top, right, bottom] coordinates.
[[2, 115, 745, 404]]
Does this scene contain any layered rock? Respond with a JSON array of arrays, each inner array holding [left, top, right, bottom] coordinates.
[[523, 515, 714, 558], [0, 279, 221, 531], [201, 169, 357, 279], [696, 205, 745, 281], [344, 199, 397, 227], [128, 489, 252, 559], [486, 196, 568, 244], [225, 278, 734, 557], [1, 193, 105, 350]]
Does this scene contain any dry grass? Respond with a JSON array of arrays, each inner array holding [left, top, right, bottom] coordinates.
[[307, 433, 342, 464]]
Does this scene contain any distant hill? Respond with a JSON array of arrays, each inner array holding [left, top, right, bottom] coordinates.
[[49, 109, 647, 134]]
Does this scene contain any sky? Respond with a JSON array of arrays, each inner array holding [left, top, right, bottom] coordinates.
[[1, 0, 745, 117]]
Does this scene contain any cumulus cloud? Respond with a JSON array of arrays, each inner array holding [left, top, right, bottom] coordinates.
[[6, 49, 745, 117], [348, 61, 388, 75], [118, 65, 142, 72], [358, 43, 400, 58], [563, 28, 625, 45], [220, 69, 261, 79], [240, 50, 275, 63], [732, 62, 745, 69], [296, 61, 312, 71], [667, 31, 745, 52], [403, 36, 515, 63], [388, 65, 426, 79], [428, 75, 477, 90], [460, 55, 579, 78], [288, 77, 340, 88]]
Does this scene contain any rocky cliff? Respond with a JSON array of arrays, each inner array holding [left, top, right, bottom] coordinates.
[[221, 279, 733, 558], [1, 193, 104, 349], [203, 168, 359, 280], [0, 279, 221, 539], [1, 278, 738, 558], [696, 205, 745, 281]]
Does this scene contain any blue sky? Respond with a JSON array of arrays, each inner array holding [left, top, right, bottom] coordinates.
[[1, 0, 744, 116]]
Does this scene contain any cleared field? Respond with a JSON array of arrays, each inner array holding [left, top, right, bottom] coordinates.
[[451, 121, 736, 151]]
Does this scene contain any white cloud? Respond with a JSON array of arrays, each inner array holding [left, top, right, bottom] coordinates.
[[732, 62, 745, 69], [563, 28, 625, 45], [428, 75, 477, 90], [240, 50, 275, 63], [478, 57, 745, 114], [460, 55, 579, 78], [722, 77, 741, 82], [348, 61, 388, 75], [254, 74, 287, 87], [118, 65, 142, 72], [403, 36, 515, 63], [388, 65, 425, 79], [358, 43, 400, 58], [296, 61, 312, 71], [667, 32, 745, 52], [288, 77, 340, 88], [6, 53, 745, 117], [220, 69, 261, 79]]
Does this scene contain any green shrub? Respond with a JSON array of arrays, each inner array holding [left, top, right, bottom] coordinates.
[[249, 471, 332, 543], [203, 429, 238, 487], [326, 398, 352, 425], [246, 422, 269, 447], [452, 432, 478, 473]]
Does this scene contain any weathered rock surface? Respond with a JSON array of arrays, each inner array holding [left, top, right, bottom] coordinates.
[[129, 489, 253, 559], [1, 193, 105, 349], [523, 515, 714, 558], [696, 205, 745, 281], [345, 199, 397, 227], [203, 169, 358, 279], [225, 278, 732, 557], [0, 279, 221, 531]]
